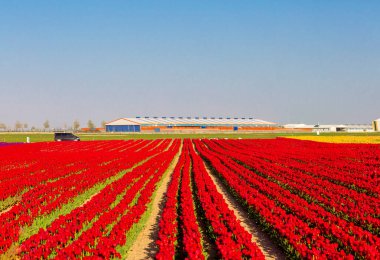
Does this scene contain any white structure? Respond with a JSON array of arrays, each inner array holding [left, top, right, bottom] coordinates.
[[283, 124, 373, 133]]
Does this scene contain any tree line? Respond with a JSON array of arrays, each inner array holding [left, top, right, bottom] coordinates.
[[0, 120, 107, 132]]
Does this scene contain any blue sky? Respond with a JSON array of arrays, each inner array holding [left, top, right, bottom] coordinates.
[[1, 1, 379, 128]]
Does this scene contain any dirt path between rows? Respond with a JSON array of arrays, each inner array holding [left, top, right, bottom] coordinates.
[[127, 144, 182, 260], [0, 203, 18, 216], [0, 195, 21, 217], [79, 191, 100, 208], [206, 166, 286, 260]]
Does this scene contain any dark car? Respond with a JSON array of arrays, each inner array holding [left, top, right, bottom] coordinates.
[[54, 132, 80, 141]]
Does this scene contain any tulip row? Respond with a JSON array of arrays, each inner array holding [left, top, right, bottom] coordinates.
[[0, 142, 20, 147], [53, 140, 180, 259], [194, 139, 351, 259], [156, 140, 205, 260], [0, 140, 174, 255], [204, 140, 379, 258], [221, 138, 378, 195], [97, 139, 181, 258], [195, 138, 380, 259], [211, 139, 380, 232], [18, 143, 171, 258], [156, 140, 265, 259], [0, 140, 154, 201], [155, 144, 183, 259], [242, 148, 379, 234], [288, 135, 380, 144], [189, 140, 265, 259]]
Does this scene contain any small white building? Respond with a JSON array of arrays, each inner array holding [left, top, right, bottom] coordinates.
[[283, 124, 372, 133]]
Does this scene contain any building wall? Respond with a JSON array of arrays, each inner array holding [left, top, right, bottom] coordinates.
[[312, 128, 332, 132], [285, 128, 313, 132], [238, 126, 281, 131], [140, 126, 233, 131], [139, 125, 283, 132], [106, 125, 141, 132], [347, 128, 372, 133]]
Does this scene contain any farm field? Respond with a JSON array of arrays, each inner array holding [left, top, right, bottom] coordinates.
[[1, 131, 380, 143], [0, 138, 379, 259], [0, 132, 305, 143]]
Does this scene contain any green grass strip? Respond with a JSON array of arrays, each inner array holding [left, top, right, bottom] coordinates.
[[18, 169, 129, 243], [0, 195, 22, 214]]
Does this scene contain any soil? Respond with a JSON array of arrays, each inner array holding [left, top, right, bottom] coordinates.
[[207, 168, 286, 260], [126, 147, 182, 260], [79, 191, 100, 208]]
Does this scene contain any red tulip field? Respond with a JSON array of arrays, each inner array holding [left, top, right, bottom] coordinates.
[[0, 138, 379, 259]]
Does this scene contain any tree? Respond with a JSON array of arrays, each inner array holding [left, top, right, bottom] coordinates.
[[73, 120, 80, 131], [15, 121, 22, 131], [43, 120, 50, 131], [23, 123, 28, 131], [101, 120, 107, 129], [87, 120, 95, 131]]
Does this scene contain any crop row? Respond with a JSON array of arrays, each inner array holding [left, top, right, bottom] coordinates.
[[156, 139, 264, 259], [0, 139, 179, 258], [194, 138, 379, 259]]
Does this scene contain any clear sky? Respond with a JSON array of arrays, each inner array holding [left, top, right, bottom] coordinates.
[[1, 1, 379, 128]]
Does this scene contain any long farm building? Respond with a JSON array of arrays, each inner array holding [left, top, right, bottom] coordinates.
[[106, 117, 279, 132]]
